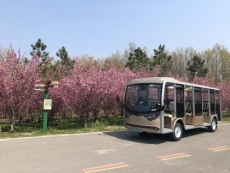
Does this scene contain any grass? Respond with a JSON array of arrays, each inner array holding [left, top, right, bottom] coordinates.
[[0, 114, 229, 139], [223, 114, 230, 123], [0, 117, 126, 139]]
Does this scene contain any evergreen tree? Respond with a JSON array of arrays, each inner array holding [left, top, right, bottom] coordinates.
[[125, 47, 150, 71], [30, 39, 49, 65], [56, 46, 75, 76], [187, 55, 208, 81], [151, 44, 172, 76], [56, 47, 69, 65], [30, 39, 50, 77]]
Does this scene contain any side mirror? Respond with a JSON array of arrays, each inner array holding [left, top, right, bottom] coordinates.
[[116, 95, 120, 103]]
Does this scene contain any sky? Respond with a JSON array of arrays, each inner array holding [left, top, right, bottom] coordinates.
[[1, 0, 230, 59]]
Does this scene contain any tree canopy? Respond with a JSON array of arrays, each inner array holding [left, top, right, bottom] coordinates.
[[186, 55, 208, 81], [30, 38, 49, 65], [151, 44, 172, 76], [125, 47, 150, 72], [1, 41, 230, 131]]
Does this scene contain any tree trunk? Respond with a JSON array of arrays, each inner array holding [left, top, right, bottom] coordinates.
[[10, 113, 14, 132], [84, 120, 87, 128], [11, 123, 14, 132]]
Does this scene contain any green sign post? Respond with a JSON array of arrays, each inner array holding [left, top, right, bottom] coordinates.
[[43, 89, 49, 131], [34, 80, 59, 132], [42, 80, 52, 132]]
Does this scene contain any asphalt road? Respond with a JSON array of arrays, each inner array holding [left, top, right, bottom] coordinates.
[[0, 123, 230, 173]]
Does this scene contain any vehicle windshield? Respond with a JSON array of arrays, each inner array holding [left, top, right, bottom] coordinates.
[[125, 84, 162, 114]]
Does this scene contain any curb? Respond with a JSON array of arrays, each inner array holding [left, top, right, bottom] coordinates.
[[0, 130, 128, 142]]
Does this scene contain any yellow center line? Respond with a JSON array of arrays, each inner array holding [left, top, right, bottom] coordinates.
[[84, 165, 129, 173], [161, 155, 191, 161], [213, 147, 230, 152], [83, 162, 126, 171], [157, 152, 187, 159], [208, 146, 228, 150]]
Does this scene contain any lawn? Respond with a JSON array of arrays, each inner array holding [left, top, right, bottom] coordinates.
[[0, 117, 125, 139], [0, 115, 229, 139]]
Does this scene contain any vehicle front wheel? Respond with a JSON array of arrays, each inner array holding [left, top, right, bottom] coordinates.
[[170, 123, 183, 141], [208, 118, 217, 132]]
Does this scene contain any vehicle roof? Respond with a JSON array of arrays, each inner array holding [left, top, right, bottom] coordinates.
[[127, 77, 219, 90], [127, 77, 178, 85]]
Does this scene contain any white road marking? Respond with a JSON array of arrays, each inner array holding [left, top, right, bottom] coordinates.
[[95, 149, 116, 155]]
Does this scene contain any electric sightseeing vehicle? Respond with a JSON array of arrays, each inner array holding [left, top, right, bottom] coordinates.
[[123, 77, 222, 141]]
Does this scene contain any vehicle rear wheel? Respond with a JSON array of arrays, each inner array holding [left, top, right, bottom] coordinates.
[[208, 118, 217, 132], [170, 123, 183, 141]]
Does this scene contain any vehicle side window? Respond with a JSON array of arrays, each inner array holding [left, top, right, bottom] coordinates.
[[202, 89, 209, 115], [215, 90, 221, 121], [176, 85, 184, 117], [210, 90, 215, 114], [195, 87, 202, 116], [185, 86, 193, 114], [164, 83, 174, 115]]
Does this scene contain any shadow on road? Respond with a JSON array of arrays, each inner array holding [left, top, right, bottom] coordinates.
[[103, 127, 209, 144], [183, 127, 208, 138], [102, 130, 168, 145]]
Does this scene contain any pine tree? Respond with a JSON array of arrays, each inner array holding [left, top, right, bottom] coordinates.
[[151, 44, 172, 76], [30, 39, 49, 66], [30, 39, 50, 77], [187, 55, 208, 81], [125, 47, 150, 71], [56, 46, 75, 76]]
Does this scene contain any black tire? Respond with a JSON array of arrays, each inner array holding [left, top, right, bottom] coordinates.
[[170, 123, 183, 141], [208, 118, 217, 132]]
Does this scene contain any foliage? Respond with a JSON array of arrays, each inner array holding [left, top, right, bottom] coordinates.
[[0, 48, 42, 131], [186, 54, 208, 81], [222, 113, 230, 122], [171, 44, 230, 82], [171, 47, 196, 77], [151, 44, 172, 76], [125, 47, 150, 72], [101, 52, 125, 70], [59, 60, 130, 126], [1, 42, 230, 133], [30, 39, 49, 65], [51, 57, 160, 127], [56, 46, 75, 76], [192, 44, 230, 82], [30, 39, 52, 77]]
